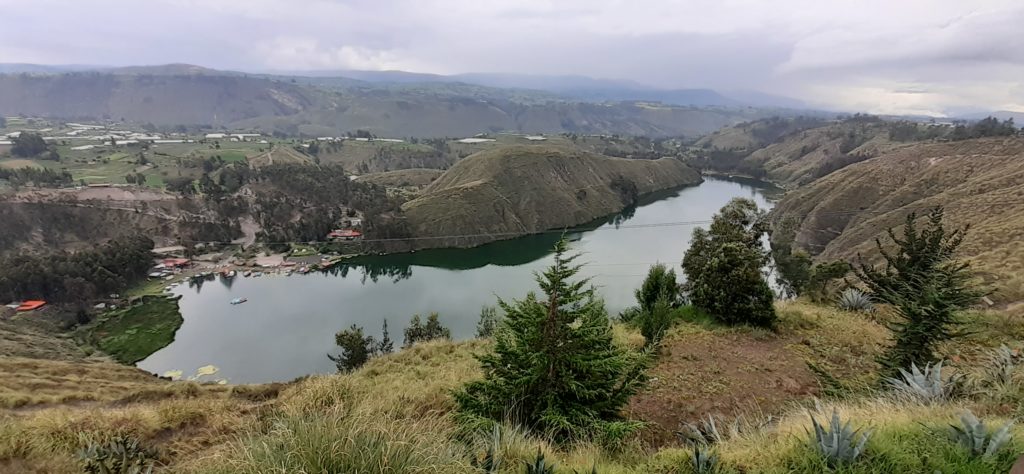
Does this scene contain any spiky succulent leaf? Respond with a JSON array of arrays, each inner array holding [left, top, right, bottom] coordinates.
[[885, 361, 960, 403], [951, 410, 1014, 459], [808, 410, 871, 467], [837, 288, 874, 312]]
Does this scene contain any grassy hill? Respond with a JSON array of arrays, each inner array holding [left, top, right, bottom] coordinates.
[[2, 301, 1021, 473], [401, 146, 702, 248], [0, 71, 775, 137], [771, 137, 1024, 307]]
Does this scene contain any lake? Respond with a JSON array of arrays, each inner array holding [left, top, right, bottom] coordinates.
[[138, 177, 779, 383]]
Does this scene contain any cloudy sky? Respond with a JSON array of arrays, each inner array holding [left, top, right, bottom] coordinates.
[[1, 0, 1022, 115]]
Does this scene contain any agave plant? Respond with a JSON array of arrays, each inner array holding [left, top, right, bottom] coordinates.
[[690, 444, 719, 474], [950, 410, 1014, 459], [836, 288, 874, 312], [77, 435, 157, 474], [471, 425, 502, 473], [884, 361, 962, 403], [808, 410, 871, 467], [525, 448, 555, 474]]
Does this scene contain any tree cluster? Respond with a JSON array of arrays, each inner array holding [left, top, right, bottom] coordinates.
[[0, 167, 73, 188], [403, 313, 450, 347], [950, 117, 1018, 141], [0, 234, 154, 304], [10, 132, 58, 160]]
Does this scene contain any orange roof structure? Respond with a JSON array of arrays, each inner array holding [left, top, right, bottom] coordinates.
[[16, 300, 46, 312], [162, 258, 191, 268]]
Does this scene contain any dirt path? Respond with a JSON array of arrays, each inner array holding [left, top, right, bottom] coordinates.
[[626, 328, 819, 446], [234, 216, 260, 247]]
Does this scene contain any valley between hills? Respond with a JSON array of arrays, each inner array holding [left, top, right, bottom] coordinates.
[[2, 97, 1024, 472]]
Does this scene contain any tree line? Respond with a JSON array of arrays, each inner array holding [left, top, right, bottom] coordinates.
[[0, 234, 154, 304], [0, 167, 73, 188]]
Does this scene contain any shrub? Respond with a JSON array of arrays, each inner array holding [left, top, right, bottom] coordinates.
[[454, 238, 651, 443], [685, 241, 776, 327], [855, 208, 988, 373], [77, 435, 158, 474], [636, 264, 679, 313], [476, 306, 502, 339], [682, 199, 776, 327], [637, 298, 674, 347], [884, 361, 961, 403], [327, 319, 393, 372], [950, 410, 1013, 459], [808, 410, 871, 468], [836, 288, 874, 312], [403, 313, 451, 347]]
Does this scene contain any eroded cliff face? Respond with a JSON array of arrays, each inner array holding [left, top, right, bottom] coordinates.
[[771, 137, 1024, 304], [401, 145, 702, 248]]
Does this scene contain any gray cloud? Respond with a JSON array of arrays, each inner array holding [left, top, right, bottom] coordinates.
[[0, 0, 1021, 115]]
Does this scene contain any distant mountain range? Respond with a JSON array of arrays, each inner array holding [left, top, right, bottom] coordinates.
[[0, 63, 804, 109], [0, 63, 806, 137]]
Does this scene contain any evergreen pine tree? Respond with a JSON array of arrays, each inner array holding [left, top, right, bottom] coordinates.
[[635, 264, 679, 313], [378, 319, 394, 354], [455, 238, 651, 442]]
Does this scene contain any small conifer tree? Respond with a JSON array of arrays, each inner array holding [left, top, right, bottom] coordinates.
[[455, 238, 650, 442]]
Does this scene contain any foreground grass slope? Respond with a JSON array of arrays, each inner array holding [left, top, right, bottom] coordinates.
[[3, 300, 1021, 472]]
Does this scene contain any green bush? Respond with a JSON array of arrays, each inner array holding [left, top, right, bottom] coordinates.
[[682, 199, 776, 327], [635, 264, 679, 313]]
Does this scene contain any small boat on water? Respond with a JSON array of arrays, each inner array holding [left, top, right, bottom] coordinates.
[[230, 297, 248, 305], [243, 271, 251, 277]]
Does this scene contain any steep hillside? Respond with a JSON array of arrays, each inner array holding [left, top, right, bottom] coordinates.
[[740, 120, 902, 186], [0, 71, 774, 137], [356, 168, 443, 190], [0, 187, 239, 254], [771, 137, 1024, 305], [401, 146, 701, 248]]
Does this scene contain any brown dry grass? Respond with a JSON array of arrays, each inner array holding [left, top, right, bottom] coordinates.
[[773, 137, 1024, 306], [2, 303, 1021, 473], [628, 301, 890, 445]]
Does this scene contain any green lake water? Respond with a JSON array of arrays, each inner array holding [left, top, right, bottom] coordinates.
[[138, 177, 778, 383]]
